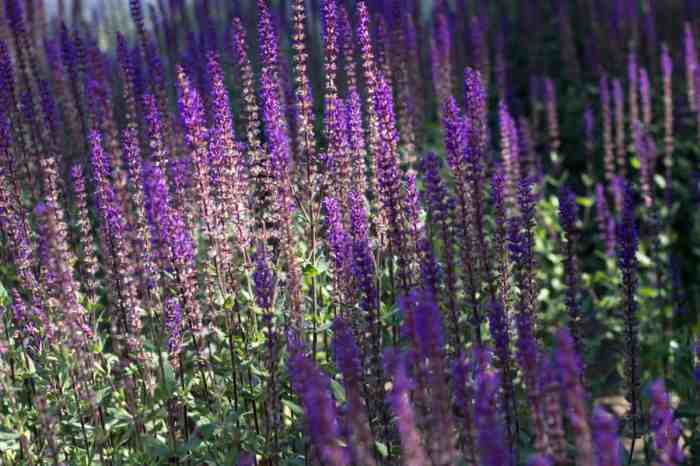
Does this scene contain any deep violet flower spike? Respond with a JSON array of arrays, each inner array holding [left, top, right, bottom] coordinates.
[[487, 300, 511, 377], [332, 318, 362, 391], [143, 93, 167, 167], [474, 369, 509, 466], [142, 163, 170, 257], [347, 191, 376, 313], [558, 186, 582, 355], [406, 290, 458, 465], [89, 131, 120, 231], [4, 0, 26, 36], [164, 297, 183, 364], [507, 176, 538, 379], [418, 238, 441, 295], [527, 455, 552, 466], [554, 328, 594, 464], [464, 67, 487, 153], [290, 353, 349, 466], [373, 75, 407, 285], [129, 0, 145, 35], [558, 186, 578, 233], [418, 151, 450, 224], [592, 406, 621, 466], [441, 96, 467, 173], [176, 66, 206, 148], [615, 183, 641, 439], [237, 453, 256, 466], [0, 41, 16, 110], [260, 70, 290, 180], [388, 353, 430, 466], [322, 196, 351, 280], [412, 290, 445, 360], [253, 243, 274, 311], [332, 320, 375, 466], [10, 288, 29, 336], [257, 0, 282, 72], [38, 79, 58, 136], [649, 380, 684, 466]]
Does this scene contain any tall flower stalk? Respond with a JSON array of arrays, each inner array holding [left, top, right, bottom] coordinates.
[[615, 183, 641, 447], [558, 186, 583, 360]]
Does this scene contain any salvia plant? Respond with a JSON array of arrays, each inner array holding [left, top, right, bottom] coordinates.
[[0, 0, 700, 465]]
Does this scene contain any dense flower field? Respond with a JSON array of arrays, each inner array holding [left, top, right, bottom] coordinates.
[[0, 0, 699, 464]]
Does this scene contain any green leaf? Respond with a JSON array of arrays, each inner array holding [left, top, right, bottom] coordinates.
[[576, 196, 593, 208], [375, 441, 389, 458], [223, 296, 235, 311], [654, 174, 666, 189], [0, 431, 20, 441], [281, 399, 304, 416], [0, 281, 8, 306], [303, 264, 319, 278], [329, 379, 346, 404]]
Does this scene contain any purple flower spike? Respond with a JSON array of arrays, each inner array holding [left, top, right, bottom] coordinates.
[[129, 0, 145, 38], [388, 353, 430, 466], [332, 318, 376, 466], [206, 51, 244, 229], [374, 73, 410, 289], [412, 291, 445, 362], [554, 328, 593, 465], [322, 196, 352, 304], [402, 290, 457, 465], [332, 318, 361, 397], [508, 176, 538, 377], [487, 300, 510, 373], [474, 369, 509, 466], [558, 186, 583, 356], [464, 67, 487, 154], [143, 93, 168, 167], [615, 183, 641, 438], [418, 238, 441, 295], [649, 380, 684, 466], [253, 243, 274, 311], [346, 90, 368, 196], [0, 41, 16, 113], [289, 352, 349, 466], [347, 191, 376, 315], [4, 0, 26, 37], [237, 453, 256, 466], [592, 406, 621, 466], [527, 454, 552, 466], [419, 152, 450, 224], [558, 186, 578, 233]]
